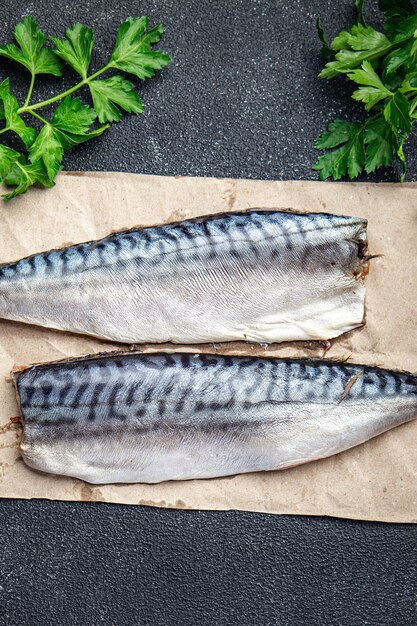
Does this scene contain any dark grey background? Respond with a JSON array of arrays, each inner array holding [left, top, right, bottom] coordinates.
[[0, 1, 416, 625]]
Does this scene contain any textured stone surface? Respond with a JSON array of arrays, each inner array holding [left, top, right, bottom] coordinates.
[[0, 1, 416, 625], [1, 501, 417, 626], [1, 0, 413, 182]]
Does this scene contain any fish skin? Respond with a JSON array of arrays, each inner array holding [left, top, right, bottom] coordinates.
[[14, 352, 417, 484], [0, 210, 368, 344]]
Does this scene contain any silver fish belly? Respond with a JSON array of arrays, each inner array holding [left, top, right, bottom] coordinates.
[[0, 210, 368, 344], [14, 353, 417, 484]]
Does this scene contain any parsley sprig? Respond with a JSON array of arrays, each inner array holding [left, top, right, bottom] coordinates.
[[313, 0, 417, 181], [0, 16, 170, 200]]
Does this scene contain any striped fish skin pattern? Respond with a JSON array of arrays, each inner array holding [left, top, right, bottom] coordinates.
[[0, 210, 368, 344], [15, 352, 417, 484]]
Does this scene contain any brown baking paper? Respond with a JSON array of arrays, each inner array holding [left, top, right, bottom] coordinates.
[[0, 172, 416, 522]]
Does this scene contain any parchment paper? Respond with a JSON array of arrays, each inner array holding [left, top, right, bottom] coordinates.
[[0, 172, 416, 522]]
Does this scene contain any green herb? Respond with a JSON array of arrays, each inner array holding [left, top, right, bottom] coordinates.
[[313, 0, 417, 181], [0, 16, 170, 200]]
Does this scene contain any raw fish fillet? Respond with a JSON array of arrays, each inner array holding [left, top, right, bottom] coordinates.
[[0, 210, 368, 344], [14, 352, 417, 484]]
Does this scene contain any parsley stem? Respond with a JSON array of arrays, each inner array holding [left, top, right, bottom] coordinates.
[[398, 133, 408, 183], [409, 97, 417, 116], [18, 64, 112, 114], [28, 110, 49, 124], [23, 72, 36, 108]]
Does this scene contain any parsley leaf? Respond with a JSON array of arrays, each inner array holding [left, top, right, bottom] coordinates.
[[28, 123, 63, 180], [109, 17, 171, 79], [0, 16, 61, 76], [390, 15, 417, 44], [346, 61, 393, 109], [314, 120, 359, 149], [51, 23, 93, 79], [0, 144, 20, 179], [28, 97, 108, 179], [0, 78, 36, 147], [363, 117, 397, 172], [379, 0, 417, 40], [51, 96, 96, 132], [379, 0, 415, 25], [313, 120, 366, 179], [314, 1, 417, 181], [0, 15, 170, 200], [50, 97, 108, 147], [89, 76, 144, 123], [316, 18, 333, 58], [320, 25, 392, 79], [382, 40, 415, 86], [3, 159, 54, 201], [313, 116, 400, 179], [384, 90, 411, 132]]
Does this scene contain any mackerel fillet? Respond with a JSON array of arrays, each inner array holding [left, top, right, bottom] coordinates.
[[0, 210, 368, 344], [14, 352, 417, 484]]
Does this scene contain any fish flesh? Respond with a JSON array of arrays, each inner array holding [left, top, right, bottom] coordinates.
[[0, 210, 368, 344], [0, 210, 369, 344], [14, 352, 417, 484]]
